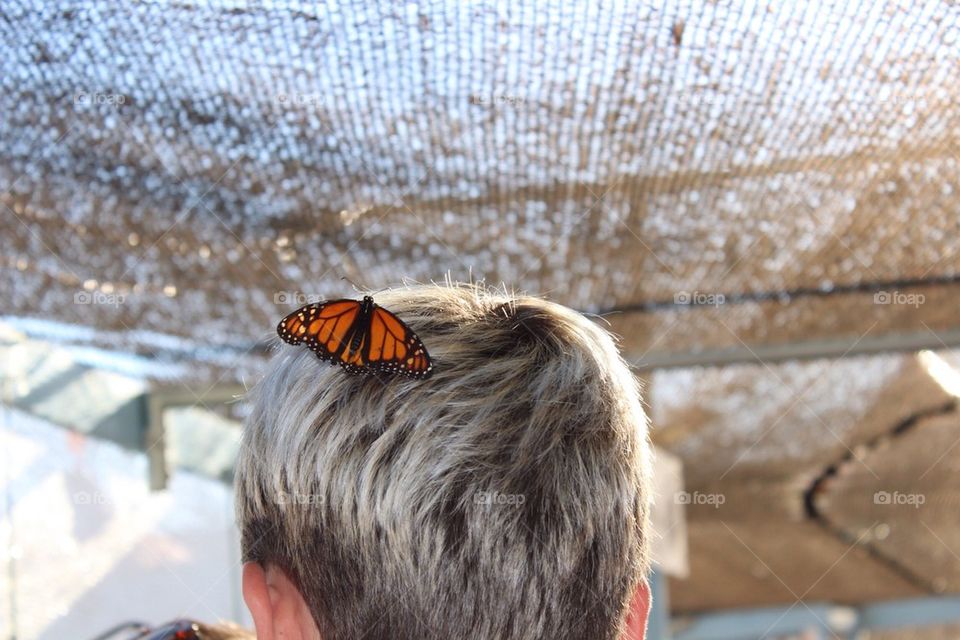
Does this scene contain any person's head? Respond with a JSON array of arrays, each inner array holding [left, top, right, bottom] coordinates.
[[235, 283, 653, 640]]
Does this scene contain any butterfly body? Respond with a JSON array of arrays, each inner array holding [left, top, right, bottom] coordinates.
[[277, 296, 434, 379]]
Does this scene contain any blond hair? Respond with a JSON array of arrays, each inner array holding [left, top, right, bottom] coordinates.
[[235, 283, 652, 639], [196, 621, 256, 639]]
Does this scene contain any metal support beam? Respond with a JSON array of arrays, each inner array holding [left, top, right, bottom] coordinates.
[[672, 596, 960, 639], [145, 384, 246, 490], [853, 595, 960, 634], [672, 604, 854, 640], [647, 570, 672, 640], [632, 328, 960, 371]]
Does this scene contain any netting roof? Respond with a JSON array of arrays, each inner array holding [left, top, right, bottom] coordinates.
[[3, 0, 960, 615]]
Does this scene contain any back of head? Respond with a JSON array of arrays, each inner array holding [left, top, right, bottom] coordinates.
[[235, 283, 652, 640]]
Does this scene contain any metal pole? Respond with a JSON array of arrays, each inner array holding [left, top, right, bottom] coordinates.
[[647, 569, 671, 640]]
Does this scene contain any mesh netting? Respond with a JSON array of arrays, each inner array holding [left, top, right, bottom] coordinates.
[[3, 0, 959, 371], [3, 0, 960, 615]]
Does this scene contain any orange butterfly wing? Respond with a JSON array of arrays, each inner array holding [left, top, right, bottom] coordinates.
[[277, 298, 433, 379], [366, 306, 433, 379], [276, 300, 361, 362]]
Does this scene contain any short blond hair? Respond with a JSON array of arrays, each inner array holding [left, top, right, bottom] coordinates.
[[235, 283, 651, 639], [196, 621, 255, 639]]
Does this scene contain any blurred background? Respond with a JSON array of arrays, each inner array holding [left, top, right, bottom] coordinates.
[[2, 1, 960, 638]]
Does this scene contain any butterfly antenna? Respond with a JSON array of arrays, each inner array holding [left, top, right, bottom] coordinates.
[[338, 274, 366, 294], [339, 275, 394, 298]]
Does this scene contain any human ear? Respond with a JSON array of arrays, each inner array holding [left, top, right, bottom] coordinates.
[[243, 561, 322, 640], [623, 579, 651, 639], [242, 562, 277, 640]]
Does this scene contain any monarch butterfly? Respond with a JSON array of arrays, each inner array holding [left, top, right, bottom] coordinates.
[[276, 296, 434, 379]]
